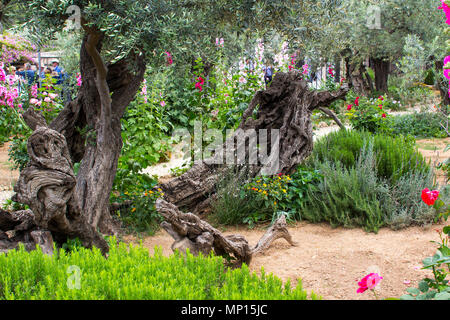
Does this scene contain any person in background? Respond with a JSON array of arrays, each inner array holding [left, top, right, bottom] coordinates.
[[15, 63, 36, 86], [264, 62, 273, 87], [52, 59, 64, 85]]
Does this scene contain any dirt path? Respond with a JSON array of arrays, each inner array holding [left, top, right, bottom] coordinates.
[[125, 221, 446, 300], [0, 143, 19, 191]]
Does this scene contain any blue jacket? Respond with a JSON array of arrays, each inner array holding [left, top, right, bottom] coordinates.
[[16, 70, 36, 85]]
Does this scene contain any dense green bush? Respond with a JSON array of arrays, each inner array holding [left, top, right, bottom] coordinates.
[[302, 141, 437, 232], [388, 112, 448, 139], [308, 129, 430, 183], [0, 241, 319, 300]]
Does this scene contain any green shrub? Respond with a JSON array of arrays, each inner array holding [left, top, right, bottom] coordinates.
[[388, 113, 448, 139], [111, 165, 163, 235], [302, 145, 387, 232], [0, 240, 319, 300], [302, 142, 437, 232], [210, 167, 322, 227], [308, 129, 430, 183], [210, 168, 271, 227]]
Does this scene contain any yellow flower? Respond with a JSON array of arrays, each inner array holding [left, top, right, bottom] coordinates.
[[274, 201, 277, 205], [263, 184, 267, 187], [282, 189, 287, 193], [144, 192, 148, 196], [149, 190, 154, 194], [131, 208, 136, 213]]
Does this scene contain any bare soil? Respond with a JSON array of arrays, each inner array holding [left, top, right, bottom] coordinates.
[[0, 143, 19, 190], [125, 221, 446, 300]]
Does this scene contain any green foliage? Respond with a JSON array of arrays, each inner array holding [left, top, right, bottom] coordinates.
[[7, 132, 30, 171], [424, 69, 436, 86], [388, 77, 437, 107], [401, 228, 450, 300], [121, 83, 173, 169], [309, 129, 430, 184], [111, 160, 162, 235], [388, 112, 448, 139], [112, 187, 164, 236], [303, 134, 437, 232], [210, 167, 322, 227], [0, 240, 319, 300]]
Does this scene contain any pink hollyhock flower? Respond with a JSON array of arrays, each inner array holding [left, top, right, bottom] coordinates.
[[44, 97, 51, 103], [165, 51, 173, 65], [30, 98, 39, 105], [0, 68, 6, 82], [379, 96, 384, 101], [421, 188, 440, 206], [220, 38, 224, 47], [382, 113, 387, 118], [197, 76, 204, 85], [49, 93, 58, 100], [239, 76, 247, 84], [160, 100, 166, 107], [347, 104, 353, 111], [379, 105, 383, 109], [195, 82, 203, 92], [6, 75, 16, 85], [31, 84, 38, 98], [76, 73, 82, 86], [439, 0, 450, 25], [302, 64, 309, 75], [357, 273, 383, 293], [355, 97, 360, 106]]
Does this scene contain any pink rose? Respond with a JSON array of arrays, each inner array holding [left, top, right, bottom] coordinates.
[[357, 273, 383, 293]]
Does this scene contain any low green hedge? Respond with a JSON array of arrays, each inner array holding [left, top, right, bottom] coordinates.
[[0, 240, 319, 300]]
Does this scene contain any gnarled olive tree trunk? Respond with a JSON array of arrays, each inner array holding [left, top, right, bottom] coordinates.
[[1, 29, 146, 254], [156, 72, 348, 263], [160, 72, 349, 214]]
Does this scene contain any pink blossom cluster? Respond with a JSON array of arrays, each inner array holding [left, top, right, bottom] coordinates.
[[76, 73, 82, 87], [0, 33, 35, 66], [215, 38, 224, 47], [0, 63, 21, 110]]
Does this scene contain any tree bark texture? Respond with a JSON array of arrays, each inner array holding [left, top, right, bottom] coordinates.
[[370, 57, 390, 93], [156, 199, 297, 267], [1, 30, 146, 254]]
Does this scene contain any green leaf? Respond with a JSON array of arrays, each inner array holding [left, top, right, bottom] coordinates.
[[444, 226, 450, 235], [406, 287, 420, 296], [400, 294, 415, 300], [418, 281, 429, 293], [434, 292, 450, 300]]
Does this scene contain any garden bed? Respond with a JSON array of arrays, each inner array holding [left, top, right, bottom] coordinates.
[[125, 220, 446, 300]]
